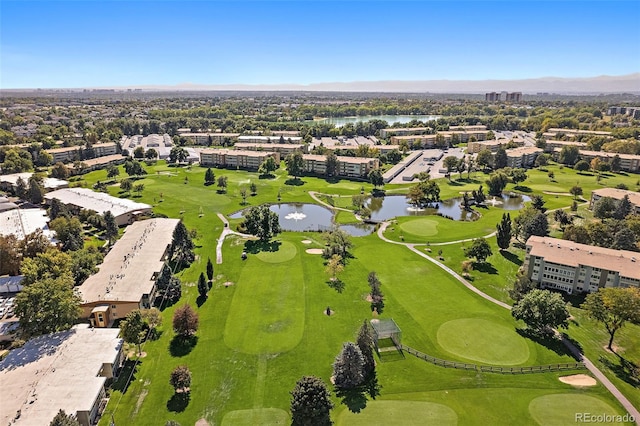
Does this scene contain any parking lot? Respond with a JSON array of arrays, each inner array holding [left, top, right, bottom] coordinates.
[[387, 147, 466, 184]]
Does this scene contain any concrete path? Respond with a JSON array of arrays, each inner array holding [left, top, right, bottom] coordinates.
[[308, 191, 353, 213], [215, 213, 253, 264], [376, 220, 640, 423]]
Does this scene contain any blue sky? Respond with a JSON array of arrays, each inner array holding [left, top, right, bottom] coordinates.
[[1, 1, 639, 88]]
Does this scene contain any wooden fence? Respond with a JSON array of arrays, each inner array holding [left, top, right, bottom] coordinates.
[[400, 345, 585, 374]]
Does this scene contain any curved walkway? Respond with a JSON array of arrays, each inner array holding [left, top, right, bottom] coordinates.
[[308, 191, 353, 213], [215, 213, 253, 264], [376, 221, 640, 423]]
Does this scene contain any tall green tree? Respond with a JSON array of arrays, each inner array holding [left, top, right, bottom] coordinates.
[[322, 226, 353, 259], [486, 171, 509, 196], [197, 272, 208, 299], [14, 276, 81, 338], [242, 205, 281, 242], [356, 320, 375, 376], [204, 168, 215, 185], [217, 175, 228, 193], [333, 342, 365, 389], [28, 175, 44, 204], [70, 246, 103, 286], [325, 152, 338, 177], [172, 304, 199, 338], [511, 289, 570, 336], [171, 221, 195, 267], [50, 216, 84, 252], [443, 156, 459, 181], [206, 257, 214, 282], [285, 151, 304, 180], [494, 147, 508, 169], [476, 149, 493, 171], [290, 376, 333, 426], [464, 238, 493, 263], [170, 365, 192, 393], [582, 287, 640, 351], [258, 156, 278, 176], [558, 145, 580, 165], [496, 213, 512, 250], [514, 206, 548, 241], [103, 210, 119, 244], [368, 168, 384, 188], [121, 309, 146, 356]]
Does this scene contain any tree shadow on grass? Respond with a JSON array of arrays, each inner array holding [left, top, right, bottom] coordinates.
[[514, 185, 533, 193], [327, 279, 345, 293], [244, 239, 282, 254], [472, 262, 498, 274], [111, 359, 139, 394], [335, 372, 381, 413], [285, 178, 305, 186], [516, 329, 576, 359], [196, 295, 207, 308], [169, 335, 198, 357], [167, 392, 190, 413], [500, 250, 523, 266], [600, 355, 640, 388]]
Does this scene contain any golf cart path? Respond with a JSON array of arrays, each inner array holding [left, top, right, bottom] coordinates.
[[215, 213, 253, 264], [376, 221, 640, 423]]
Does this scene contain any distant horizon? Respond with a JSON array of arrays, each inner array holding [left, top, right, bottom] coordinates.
[[2, 1, 639, 89], [2, 73, 639, 95]]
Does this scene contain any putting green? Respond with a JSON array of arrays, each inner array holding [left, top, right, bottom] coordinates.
[[437, 318, 530, 365], [337, 400, 457, 425], [529, 394, 624, 425], [224, 258, 305, 354], [399, 218, 439, 237], [222, 408, 288, 425], [255, 241, 297, 263]]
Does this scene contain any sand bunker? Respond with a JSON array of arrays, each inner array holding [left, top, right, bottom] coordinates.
[[559, 374, 597, 387], [305, 249, 323, 254], [301, 239, 312, 244]]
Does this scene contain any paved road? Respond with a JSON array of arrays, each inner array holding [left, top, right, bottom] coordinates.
[[215, 213, 253, 264], [376, 221, 640, 423]]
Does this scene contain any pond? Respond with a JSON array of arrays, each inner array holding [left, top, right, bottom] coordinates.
[[367, 193, 531, 222], [230, 203, 376, 236]]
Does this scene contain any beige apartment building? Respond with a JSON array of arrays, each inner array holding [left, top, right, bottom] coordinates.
[[543, 128, 613, 141], [380, 127, 430, 138], [301, 154, 379, 178], [78, 218, 180, 327], [551, 148, 640, 172], [467, 139, 524, 154], [200, 149, 280, 170], [233, 143, 307, 155], [590, 188, 640, 214], [524, 236, 640, 294], [391, 134, 438, 147], [505, 146, 543, 168], [47, 142, 117, 163], [543, 140, 588, 152], [180, 132, 240, 145]]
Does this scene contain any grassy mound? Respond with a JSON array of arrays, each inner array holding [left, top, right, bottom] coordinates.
[[399, 218, 439, 237], [255, 241, 298, 263], [528, 394, 624, 425], [436, 318, 530, 365], [337, 400, 457, 425]]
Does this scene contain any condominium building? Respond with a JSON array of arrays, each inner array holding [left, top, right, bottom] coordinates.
[[505, 147, 543, 168], [234, 143, 306, 155], [237, 135, 302, 144], [543, 140, 588, 152], [46, 142, 117, 163], [391, 134, 438, 147], [199, 149, 280, 170], [64, 154, 127, 175], [524, 236, 640, 294], [607, 106, 640, 119], [78, 218, 180, 326], [467, 139, 524, 154], [551, 148, 640, 172], [0, 325, 123, 426], [380, 127, 430, 138], [504, 92, 522, 102], [485, 92, 500, 102], [301, 154, 379, 179], [180, 132, 240, 145], [590, 188, 640, 215], [543, 128, 613, 141], [485, 92, 521, 102]]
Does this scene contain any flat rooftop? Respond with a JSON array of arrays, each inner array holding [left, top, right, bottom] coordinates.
[[44, 188, 151, 219], [0, 325, 122, 426], [200, 149, 277, 158], [0, 172, 68, 190], [78, 218, 180, 304], [527, 236, 640, 280], [592, 187, 640, 206], [0, 207, 54, 241]]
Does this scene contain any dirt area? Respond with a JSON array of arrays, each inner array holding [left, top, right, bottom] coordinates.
[[323, 309, 335, 316], [223, 281, 235, 287], [195, 419, 210, 426], [559, 374, 597, 387], [305, 249, 323, 254]]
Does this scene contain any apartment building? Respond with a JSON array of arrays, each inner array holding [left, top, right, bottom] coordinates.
[[180, 132, 240, 145], [237, 135, 302, 144], [607, 106, 640, 119], [505, 147, 543, 168], [543, 140, 588, 152], [234, 143, 306, 155], [380, 127, 430, 138], [485, 92, 500, 102], [467, 139, 524, 154], [524, 236, 640, 294], [391, 134, 438, 147], [543, 128, 613, 141], [46, 142, 117, 163], [551, 148, 640, 172], [199, 149, 280, 170], [301, 154, 379, 179], [590, 188, 640, 215]]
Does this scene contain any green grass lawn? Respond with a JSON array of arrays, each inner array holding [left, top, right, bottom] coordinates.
[[76, 161, 638, 425]]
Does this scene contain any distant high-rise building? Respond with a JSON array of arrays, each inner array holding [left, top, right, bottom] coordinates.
[[505, 92, 522, 102], [485, 92, 500, 101]]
